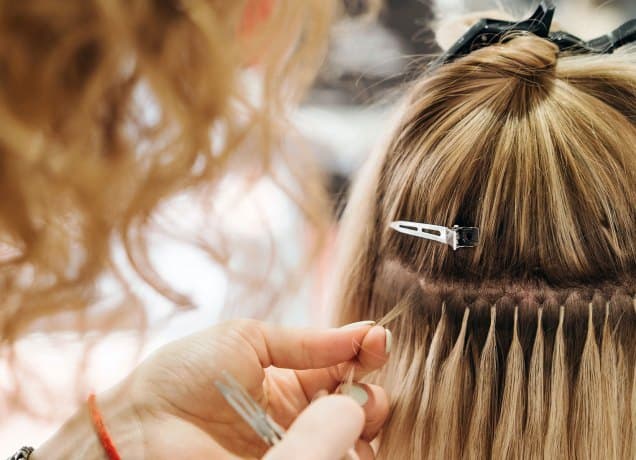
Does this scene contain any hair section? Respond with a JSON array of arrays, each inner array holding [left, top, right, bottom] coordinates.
[[331, 34, 636, 459]]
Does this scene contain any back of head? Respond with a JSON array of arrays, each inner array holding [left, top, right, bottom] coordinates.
[[332, 31, 636, 459]]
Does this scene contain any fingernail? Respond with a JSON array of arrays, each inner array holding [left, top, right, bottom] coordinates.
[[384, 328, 392, 354], [341, 320, 376, 329], [340, 383, 369, 406]]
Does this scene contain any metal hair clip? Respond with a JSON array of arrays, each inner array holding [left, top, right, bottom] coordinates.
[[390, 221, 479, 250], [433, 0, 636, 67]]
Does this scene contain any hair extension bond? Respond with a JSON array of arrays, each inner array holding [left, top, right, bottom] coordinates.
[[330, 8, 636, 460]]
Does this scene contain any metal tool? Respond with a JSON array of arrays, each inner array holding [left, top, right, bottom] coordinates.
[[214, 371, 285, 446], [215, 371, 360, 459]]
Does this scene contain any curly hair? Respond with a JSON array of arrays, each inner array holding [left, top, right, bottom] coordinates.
[[0, 0, 334, 343]]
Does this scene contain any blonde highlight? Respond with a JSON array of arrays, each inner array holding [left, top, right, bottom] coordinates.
[[332, 34, 636, 459]]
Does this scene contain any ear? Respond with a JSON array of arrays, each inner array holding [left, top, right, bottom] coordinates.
[[434, 10, 514, 51]]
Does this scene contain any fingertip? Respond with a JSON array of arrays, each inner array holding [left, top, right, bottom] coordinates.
[[265, 395, 365, 460], [358, 326, 390, 369], [327, 394, 366, 429], [299, 395, 366, 439], [323, 396, 366, 446]]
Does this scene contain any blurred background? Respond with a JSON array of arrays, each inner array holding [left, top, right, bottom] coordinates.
[[2, 0, 636, 450]]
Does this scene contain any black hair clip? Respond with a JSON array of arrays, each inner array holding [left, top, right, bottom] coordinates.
[[433, 0, 636, 67]]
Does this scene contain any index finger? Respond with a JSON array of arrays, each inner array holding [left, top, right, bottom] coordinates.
[[245, 320, 381, 370]]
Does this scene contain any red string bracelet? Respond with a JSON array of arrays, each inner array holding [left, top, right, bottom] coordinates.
[[87, 393, 122, 460]]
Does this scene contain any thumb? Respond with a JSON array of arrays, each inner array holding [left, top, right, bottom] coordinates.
[[263, 395, 364, 460]]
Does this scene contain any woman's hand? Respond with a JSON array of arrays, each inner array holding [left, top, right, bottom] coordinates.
[[34, 320, 390, 459]]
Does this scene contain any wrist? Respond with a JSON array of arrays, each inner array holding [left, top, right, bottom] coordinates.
[[32, 383, 145, 460]]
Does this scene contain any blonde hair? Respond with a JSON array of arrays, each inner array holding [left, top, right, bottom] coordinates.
[[0, 0, 334, 342], [332, 35, 636, 459]]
